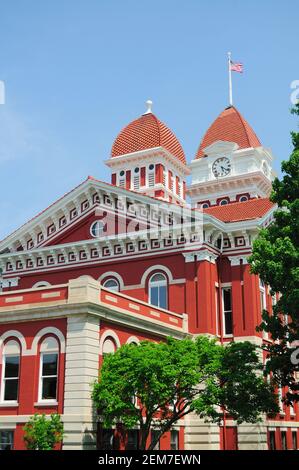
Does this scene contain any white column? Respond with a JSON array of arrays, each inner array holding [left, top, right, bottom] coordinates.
[[62, 314, 100, 450], [184, 414, 220, 450]]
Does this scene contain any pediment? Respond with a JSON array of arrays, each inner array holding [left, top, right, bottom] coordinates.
[[0, 177, 159, 255]]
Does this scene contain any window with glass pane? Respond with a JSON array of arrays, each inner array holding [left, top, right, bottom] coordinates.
[[0, 431, 14, 450], [103, 278, 119, 292], [40, 353, 58, 400], [149, 273, 167, 309], [3, 355, 19, 401], [292, 431, 297, 450], [281, 431, 287, 450], [126, 430, 139, 450], [269, 431, 276, 450], [170, 430, 179, 450], [222, 287, 233, 336]]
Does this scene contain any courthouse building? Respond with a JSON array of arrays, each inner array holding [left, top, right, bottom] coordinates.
[[0, 102, 297, 450]]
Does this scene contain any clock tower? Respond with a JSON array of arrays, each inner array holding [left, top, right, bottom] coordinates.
[[187, 106, 274, 208]]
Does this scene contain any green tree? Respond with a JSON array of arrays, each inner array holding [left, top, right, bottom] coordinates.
[[249, 103, 299, 404], [92, 337, 278, 450], [23, 413, 64, 450]]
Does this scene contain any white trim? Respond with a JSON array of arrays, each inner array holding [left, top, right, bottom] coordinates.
[[98, 272, 124, 290], [126, 336, 140, 345], [0, 345, 20, 403], [38, 350, 59, 403], [34, 401, 58, 407], [0, 330, 27, 359], [221, 286, 233, 337], [99, 330, 121, 355], [140, 265, 173, 287], [32, 281, 51, 288], [149, 272, 168, 309], [30, 327, 65, 355]]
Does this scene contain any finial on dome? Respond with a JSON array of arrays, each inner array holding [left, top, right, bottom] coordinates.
[[144, 99, 153, 115]]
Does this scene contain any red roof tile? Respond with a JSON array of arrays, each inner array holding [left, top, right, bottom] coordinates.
[[111, 112, 186, 164], [196, 106, 261, 158], [202, 198, 274, 222]]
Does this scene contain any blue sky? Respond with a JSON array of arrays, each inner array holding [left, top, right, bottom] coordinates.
[[0, 0, 298, 240]]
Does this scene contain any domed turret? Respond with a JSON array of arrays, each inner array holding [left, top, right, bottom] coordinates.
[[195, 106, 261, 158], [106, 101, 189, 203]]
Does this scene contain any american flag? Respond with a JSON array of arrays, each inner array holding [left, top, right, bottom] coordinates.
[[230, 61, 243, 73]]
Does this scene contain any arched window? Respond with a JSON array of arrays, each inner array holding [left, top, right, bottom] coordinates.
[[239, 195, 248, 202], [90, 221, 104, 238], [39, 337, 59, 402], [102, 278, 120, 292], [1, 340, 20, 402], [149, 273, 168, 309], [33, 281, 51, 288], [102, 338, 116, 355]]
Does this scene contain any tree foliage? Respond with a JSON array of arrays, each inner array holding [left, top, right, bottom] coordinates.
[[92, 337, 278, 450], [249, 103, 299, 403], [23, 413, 64, 450]]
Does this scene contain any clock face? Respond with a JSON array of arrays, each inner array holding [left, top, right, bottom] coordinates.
[[212, 157, 231, 177]]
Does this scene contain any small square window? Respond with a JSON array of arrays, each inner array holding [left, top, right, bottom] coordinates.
[[27, 259, 33, 268], [139, 241, 147, 251], [92, 193, 100, 204], [126, 243, 134, 253], [151, 240, 160, 249], [47, 224, 56, 236], [27, 239, 34, 250], [164, 237, 173, 247], [58, 254, 65, 263], [102, 247, 110, 256], [104, 195, 112, 206], [37, 232, 44, 243], [16, 261, 23, 270], [70, 208, 77, 220], [59, 216, 67, 228], [81, 200, 89, 212], [91, 248, 99, 258]]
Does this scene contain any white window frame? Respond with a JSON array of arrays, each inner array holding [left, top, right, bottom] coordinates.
[[0, 352, 20, 404], [149, 273, 168, 310], [221, 286, 233, 337], [38, 351, 59, 403], [90, 220, 104, 238], [219, 199, 229, 206], [0, 430, 14, 450]]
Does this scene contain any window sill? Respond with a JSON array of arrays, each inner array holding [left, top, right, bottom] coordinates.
[[34, 401, 58, 407], [0, 402, 19, 408]]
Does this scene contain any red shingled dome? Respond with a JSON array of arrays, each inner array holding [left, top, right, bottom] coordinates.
[[111, 112, 186, 165], [196, 106, 261, 158]]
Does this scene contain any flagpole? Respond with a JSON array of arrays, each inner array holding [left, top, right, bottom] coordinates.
[[228, 52, 233, 106]]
